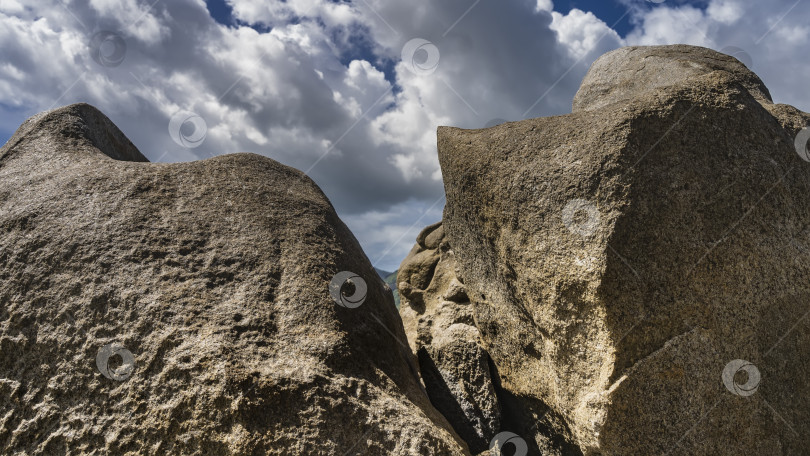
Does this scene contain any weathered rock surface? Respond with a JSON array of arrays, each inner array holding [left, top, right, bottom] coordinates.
[[398, 221, 500, 454], [0, 104, 469, 455], [572, 44, 772, 113], [436, 45, 810, 455]]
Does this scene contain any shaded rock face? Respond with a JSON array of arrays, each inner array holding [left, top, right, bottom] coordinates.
[[398, 223, 585, 456], [398, 222, 500, 454], [0, 104, 469, 455], [436, 45, 810, 455]]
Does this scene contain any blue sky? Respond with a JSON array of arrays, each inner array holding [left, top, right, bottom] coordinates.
[[206, 0, 234, 24], [1, 0, 808, 271], [201, 0, 657, 37], [555, 0, 636, 35]]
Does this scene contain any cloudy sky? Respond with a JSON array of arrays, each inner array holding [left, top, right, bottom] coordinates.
[[0, 0, 808, 271]]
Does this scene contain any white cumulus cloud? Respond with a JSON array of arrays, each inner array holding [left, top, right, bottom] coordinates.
[[0, 0, 806, 270]]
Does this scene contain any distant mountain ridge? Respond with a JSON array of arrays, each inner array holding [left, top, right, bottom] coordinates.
[[375, 268, 400, 308], [374, 267, 392, 279]]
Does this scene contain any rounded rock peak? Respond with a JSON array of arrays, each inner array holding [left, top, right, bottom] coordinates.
[[572, 44, 772, 113], [1, 103, 148, 163]]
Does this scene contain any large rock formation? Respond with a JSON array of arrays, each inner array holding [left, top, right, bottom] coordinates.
[[431, 45, 810, 454], [0, 104, 469, 455]]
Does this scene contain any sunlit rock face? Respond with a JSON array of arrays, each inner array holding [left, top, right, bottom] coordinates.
[[0, 103, 469, 456], [436, 45, 810, 455]]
